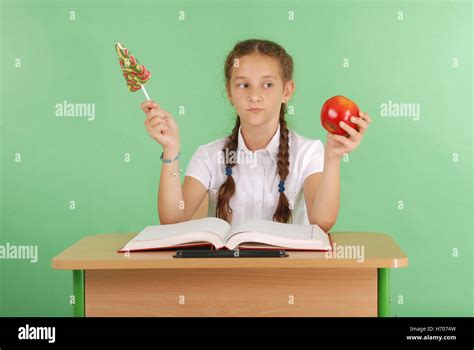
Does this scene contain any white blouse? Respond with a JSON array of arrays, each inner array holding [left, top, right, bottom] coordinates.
[[185, 123, 325, 225]]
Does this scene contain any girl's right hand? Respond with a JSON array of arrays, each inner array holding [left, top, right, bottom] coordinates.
[[141, 100, 180, 149]]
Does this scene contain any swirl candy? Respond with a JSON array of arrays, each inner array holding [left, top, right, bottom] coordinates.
[[115, 42, 151, 97]]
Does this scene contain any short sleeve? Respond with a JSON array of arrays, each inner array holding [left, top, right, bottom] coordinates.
[[301, 139, 325, 184], [185, 145, 212, 190]]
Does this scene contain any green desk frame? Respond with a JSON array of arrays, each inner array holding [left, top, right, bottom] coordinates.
[[72, 268, 391, 317]]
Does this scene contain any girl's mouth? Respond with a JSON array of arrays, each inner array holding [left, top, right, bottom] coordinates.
[[248, 108, 263, 113]]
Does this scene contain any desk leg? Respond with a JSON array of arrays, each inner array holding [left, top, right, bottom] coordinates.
[[377, 268, 390, 317], [73, 270, 85, 317]]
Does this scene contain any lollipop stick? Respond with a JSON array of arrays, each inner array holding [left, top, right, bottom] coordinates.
[[141, 84, 150, 100]]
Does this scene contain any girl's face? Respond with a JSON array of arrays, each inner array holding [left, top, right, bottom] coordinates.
[[227, 53, 295, 128]]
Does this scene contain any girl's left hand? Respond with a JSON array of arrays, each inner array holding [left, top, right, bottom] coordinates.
[[325, 111, 372, 161]]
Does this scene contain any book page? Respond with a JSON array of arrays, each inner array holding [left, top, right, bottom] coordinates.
[[224, 219, 331, 250], [134, 217, 230, 242], [226, 219, 314, 241], [119, 217, 232, 251]]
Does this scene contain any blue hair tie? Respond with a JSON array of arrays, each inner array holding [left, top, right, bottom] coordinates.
[[225, 165, 233, 176], [278, 180, 285, 193]]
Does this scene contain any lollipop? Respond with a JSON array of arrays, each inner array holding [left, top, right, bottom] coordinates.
[[115, 42, 151, 100]]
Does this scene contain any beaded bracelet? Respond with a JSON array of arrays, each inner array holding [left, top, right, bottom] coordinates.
[[160, 152, 180, 163]]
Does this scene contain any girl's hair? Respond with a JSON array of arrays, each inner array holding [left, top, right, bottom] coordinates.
[[216, 39, 294, 224]]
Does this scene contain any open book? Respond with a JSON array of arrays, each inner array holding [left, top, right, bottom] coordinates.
[[118, 217, 333, 252]]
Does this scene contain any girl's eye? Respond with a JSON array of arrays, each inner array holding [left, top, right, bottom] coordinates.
[[237, 83, 273, 88]]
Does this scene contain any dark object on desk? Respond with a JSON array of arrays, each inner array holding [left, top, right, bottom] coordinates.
[[173, 249, 289, 258]]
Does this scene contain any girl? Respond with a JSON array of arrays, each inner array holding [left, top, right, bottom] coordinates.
[[141, 39, 371, 232]]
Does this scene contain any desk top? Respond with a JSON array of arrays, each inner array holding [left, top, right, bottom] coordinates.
[[52, 232, 408, 270]]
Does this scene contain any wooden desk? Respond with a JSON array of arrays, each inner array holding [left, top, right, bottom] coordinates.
[[52, 232, 408, 317]]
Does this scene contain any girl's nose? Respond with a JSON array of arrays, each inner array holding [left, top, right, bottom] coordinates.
[[249, 90, 263, 102]]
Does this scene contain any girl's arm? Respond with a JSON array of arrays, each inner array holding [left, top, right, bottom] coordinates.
[[305, 111, 372, 231], [158, 146, 186, 224], [141, 100, 208, 224], [158, 146, 209, 224], [305, 154, 341, 232]]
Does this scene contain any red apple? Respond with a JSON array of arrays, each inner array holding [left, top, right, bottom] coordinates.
[[320, 95, 360, 136]]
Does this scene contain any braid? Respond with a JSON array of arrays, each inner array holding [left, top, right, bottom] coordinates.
[[272, 104, 293, 223], [215, 117, 241, 223]]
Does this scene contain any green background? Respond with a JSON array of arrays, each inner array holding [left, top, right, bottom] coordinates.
[[0, 0, 472, 316]]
